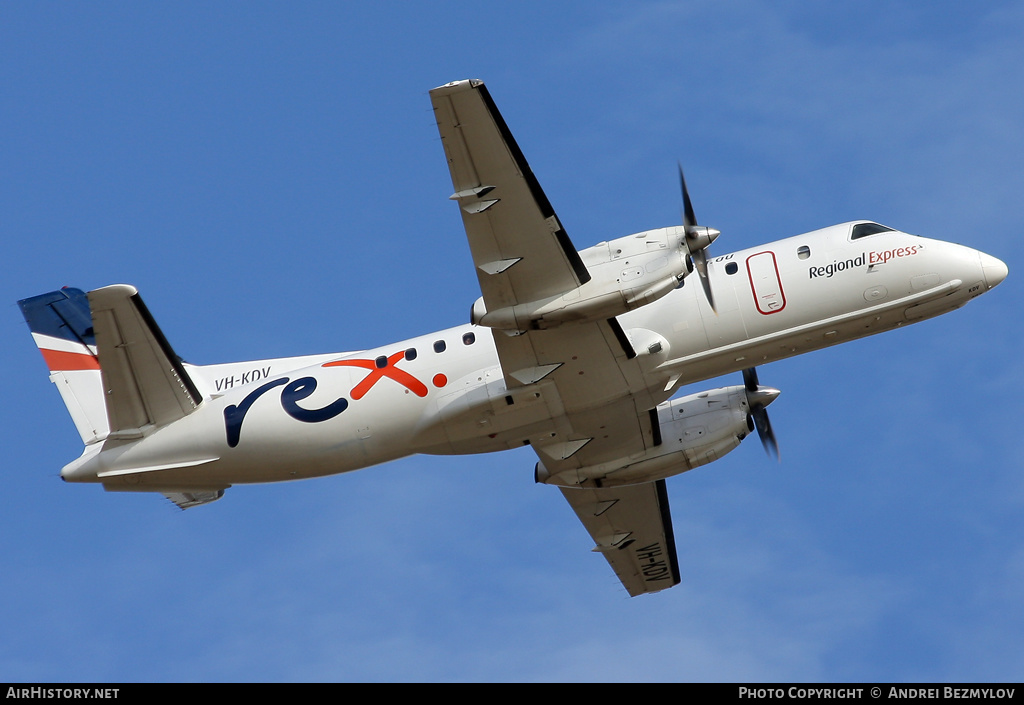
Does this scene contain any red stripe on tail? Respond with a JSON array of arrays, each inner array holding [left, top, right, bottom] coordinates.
[[40, 348, 100, 371]]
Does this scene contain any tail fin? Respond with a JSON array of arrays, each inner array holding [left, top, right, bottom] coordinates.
[[19, 285, 204, 446], [18, 288, 109, 444]]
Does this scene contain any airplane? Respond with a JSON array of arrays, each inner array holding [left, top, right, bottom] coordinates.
[[18, 79, 1008, 596]]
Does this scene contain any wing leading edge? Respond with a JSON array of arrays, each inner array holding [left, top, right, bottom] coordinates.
[[431, 79, 681, 596]]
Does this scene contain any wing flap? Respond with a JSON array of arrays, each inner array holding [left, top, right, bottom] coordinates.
[[560, 480, 680, 596]]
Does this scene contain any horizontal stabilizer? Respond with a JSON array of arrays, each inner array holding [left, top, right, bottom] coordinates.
[[101, 481, 228, 510], [162, 489, 225, 510], [88, 285, 203, 441]]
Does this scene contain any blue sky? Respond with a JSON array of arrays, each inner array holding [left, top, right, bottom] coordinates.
[[2, 1, 1022, 682]]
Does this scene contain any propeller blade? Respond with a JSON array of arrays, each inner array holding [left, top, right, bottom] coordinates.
[[742, 367, 759, 392], [679, 163, 697, 229], [751, 407, 780, 461], [742, 367, 780, 461], [692, 248, 717, 313], [677, 164, 717, 313]]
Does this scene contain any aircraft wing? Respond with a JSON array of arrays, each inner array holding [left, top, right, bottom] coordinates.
[[430, 79, 590, 310], [430, 79, 651, 410], [431, 80, 680, 596], [560, 480, 680, 596]]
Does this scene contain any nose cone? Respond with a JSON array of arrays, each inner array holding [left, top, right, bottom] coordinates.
[[979, 252, 1008, 290]]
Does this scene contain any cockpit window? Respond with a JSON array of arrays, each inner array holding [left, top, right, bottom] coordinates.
[[851, 222, 894, 240]]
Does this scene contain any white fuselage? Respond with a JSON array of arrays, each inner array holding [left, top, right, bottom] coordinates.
[[63, 222, 1004, 491]]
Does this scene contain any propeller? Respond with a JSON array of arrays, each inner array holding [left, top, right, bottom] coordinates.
[[742, 367, 780, 460], [678, 164, 720, 313]]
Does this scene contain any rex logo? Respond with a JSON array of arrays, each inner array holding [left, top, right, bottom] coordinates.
[[222, 350, 447, 447]]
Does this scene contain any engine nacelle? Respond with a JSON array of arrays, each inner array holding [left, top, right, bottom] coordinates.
[[536, 385, 754, 489], [471, 226, 690, 330]]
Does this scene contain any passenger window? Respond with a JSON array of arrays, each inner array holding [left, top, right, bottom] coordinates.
[[374, 355, 388, 369], [797, 245, 811, 260], [405, 348, 417, 361], [725, 262, 738, 275], [462, 332, 476, 345], [851, 223, 894, 240], [433, 340, 446, 353]]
